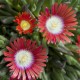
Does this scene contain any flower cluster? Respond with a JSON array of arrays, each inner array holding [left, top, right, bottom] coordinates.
[[3, 2, 78, 80]]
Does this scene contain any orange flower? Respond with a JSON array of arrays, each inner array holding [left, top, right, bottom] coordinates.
[[14, 12, 36, 34], [38, 3, 78, 44]]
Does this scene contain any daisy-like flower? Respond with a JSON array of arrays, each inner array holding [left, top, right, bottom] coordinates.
[[4, 38, 47, 80], [38, 3, 78, 44], [14, 12, 36, 34]]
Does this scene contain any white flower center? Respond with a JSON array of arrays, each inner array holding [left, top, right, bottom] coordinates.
[[46, 16, 64, 34], [15, 50, 33, 69]]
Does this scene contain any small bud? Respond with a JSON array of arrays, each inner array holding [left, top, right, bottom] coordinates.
[[0, 40, 5, 48], [0, 35, 9, 48]]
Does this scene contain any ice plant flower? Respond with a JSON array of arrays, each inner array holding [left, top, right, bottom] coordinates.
[[4, 38, 47, 80], [14, 12, 36, 34], [38, 3, 78, 44]]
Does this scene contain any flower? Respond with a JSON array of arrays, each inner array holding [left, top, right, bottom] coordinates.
[[38, 3, 78, 44], [4, 38, 47, 80], [14, 12, 36, 34]]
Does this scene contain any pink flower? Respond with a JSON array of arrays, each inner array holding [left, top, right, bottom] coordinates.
[[38, 3, 78, 44], [4, 38, 48, 80]]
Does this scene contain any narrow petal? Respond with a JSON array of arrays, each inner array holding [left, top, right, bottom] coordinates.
[[11, 68, 19, 78], [22, 70, 26, 80]]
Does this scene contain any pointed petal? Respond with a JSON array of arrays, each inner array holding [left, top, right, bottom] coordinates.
[[11, 68, 19, 78]]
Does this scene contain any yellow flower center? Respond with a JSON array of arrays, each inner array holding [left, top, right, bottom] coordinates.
[[20, 20, 30, 30]]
